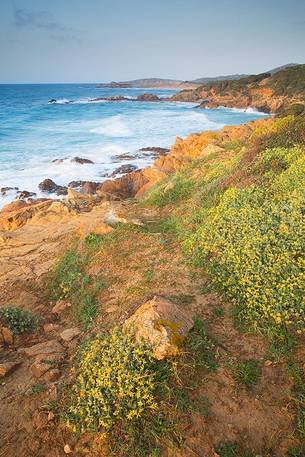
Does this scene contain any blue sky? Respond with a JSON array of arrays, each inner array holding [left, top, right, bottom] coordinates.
[[0, 0, 304, 83]]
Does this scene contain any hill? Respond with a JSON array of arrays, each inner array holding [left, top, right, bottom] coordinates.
[[170, 64, 305, 113]]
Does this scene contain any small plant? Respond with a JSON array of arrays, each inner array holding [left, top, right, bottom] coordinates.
[[66, 329, 157, 433], [185, 317, 218, 372], [31, 382, 46, 394], [288, 444, 305, 457], [213, 306, 224, 318], [215, 441, 238, 457], [0, 306, 39, 337], [231, 360, 260, 388]]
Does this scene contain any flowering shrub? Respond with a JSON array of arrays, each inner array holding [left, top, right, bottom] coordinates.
[[185, 146, 305, 331], [67, 329, 157, 432]]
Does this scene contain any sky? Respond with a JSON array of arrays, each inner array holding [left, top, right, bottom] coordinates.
[[0, 0, 304, 83]]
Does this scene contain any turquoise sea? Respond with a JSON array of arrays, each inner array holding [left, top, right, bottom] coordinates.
[[0, 84, 269, 207]]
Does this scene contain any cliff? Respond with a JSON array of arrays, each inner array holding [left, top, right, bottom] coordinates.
[[169, 64, 305, 113]]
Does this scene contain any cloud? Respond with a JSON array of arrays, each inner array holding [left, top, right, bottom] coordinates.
[[13, 8, 82, 42]]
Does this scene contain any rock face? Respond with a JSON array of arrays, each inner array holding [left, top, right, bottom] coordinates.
[[60, 327, 80, 342], [20, 339, 64, 358], [0, 199, 53, 231], [124, 296, 194, 359], [0, 361, 21, 378], [97, 170, 148, 199], [38, 179, 68, 196]]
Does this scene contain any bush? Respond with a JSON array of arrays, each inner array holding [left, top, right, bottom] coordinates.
[[184, 146, 305, 332], [0, 306, 38, 337], [66, 329, 157, 433]]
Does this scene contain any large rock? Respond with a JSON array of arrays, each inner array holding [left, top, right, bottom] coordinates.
[[71, 157, 94, 164], [38, 179, 68, 196], [111, 164, 138, 177], [124, 296, 194, 359], [60, 327, 80, 342], [97, 170, 148, 199], [136, 93, 160, 102], [0, 199, 52, 231], [19, 339, 64, 358]]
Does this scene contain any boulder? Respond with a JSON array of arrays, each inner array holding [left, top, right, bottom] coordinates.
[[124, 296, 194, 359], [60, 327, 80, 342], [111, 164, 138, 177], [19, 339, 64, 358], [136, 93, 160, 102], [0, 199, 53, 231], [38, 179, 68, 196], [97, 170, 148, 199], [17, 190, 37, 200], [139, 147, 169, 157], [1, 187, 18, 195], [0, 361, 21, 378], [71, 157, 94, 164]]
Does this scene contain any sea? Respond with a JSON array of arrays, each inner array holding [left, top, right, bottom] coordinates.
[[0, 84, 269, 208]]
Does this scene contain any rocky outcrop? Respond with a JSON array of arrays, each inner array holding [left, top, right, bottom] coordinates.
[[136, 93, 160, 101], [111, 164, 138, 176], [0, 199, 53, 231], [38, 179, 68, 195], [124, 296, 194, 359], [97, 170, 148, 199]]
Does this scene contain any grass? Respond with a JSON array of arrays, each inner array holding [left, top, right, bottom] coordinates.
[[231, 360, 261, 388]]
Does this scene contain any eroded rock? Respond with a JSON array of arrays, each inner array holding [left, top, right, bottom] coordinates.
[[51, 300, 71, 315], [124, 296, 194, 359], [20, 339, 64, 358], [38, 179, 67, 196], [60, 327, 81, 342], [0, 361, 21, 378]]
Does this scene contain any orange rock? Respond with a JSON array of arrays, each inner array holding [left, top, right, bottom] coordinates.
[[124, 296, 194, 360], [30, 361, 51, 378]]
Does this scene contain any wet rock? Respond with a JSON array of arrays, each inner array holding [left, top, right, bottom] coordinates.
[[81, 181, 99, 195], [111, 164, 138, 177], [30, 361, 51, 378], [0, 361, 21, 378], [20, 339, 64, 358], [51, 300, 71, 315], [49, 99, 57, 104], [52, 158, 67, 164], [38, 179, 68, 196], [60, 327, 81, 342], [139, 147, 169, 156], [124, 296, 194, 360], [1, 186, 18, 195], [17, 190, 37, 200], [71, 157, 94, 164], [136, 93, 160, 101]]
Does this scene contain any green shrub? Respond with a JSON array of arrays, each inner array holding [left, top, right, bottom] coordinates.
[[66, 329, 157, 433], [0, 306, 39, 337]]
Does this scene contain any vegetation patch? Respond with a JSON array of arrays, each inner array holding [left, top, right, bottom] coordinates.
[[0, 306, 39, 337]]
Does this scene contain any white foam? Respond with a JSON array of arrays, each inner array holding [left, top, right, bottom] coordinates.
[[90, 115, 132, 137], [217, 106, 269, 116]]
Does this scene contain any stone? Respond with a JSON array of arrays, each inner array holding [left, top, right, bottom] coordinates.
[[20, 339, 64, 358], [43, 368, 61, 383], [71, 157, 94, 164], [0, 361, 21, 378], [136, 93, 160, 101], [43, 323, 60, 333], [30, 362, 51, 378], [38, 179, 67, 196], [51, 299, 71, 315], [64, 444, 72, 454], [111, 164, 138, 177], [1, 326, 14, 345], [124, 296, 194, 360], [60, 327, 81, 342], [17, 190, 37, 200]]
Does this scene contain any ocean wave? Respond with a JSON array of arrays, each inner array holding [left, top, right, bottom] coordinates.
[[217, 106, 269, 116], [90, 115, 132, 137]]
